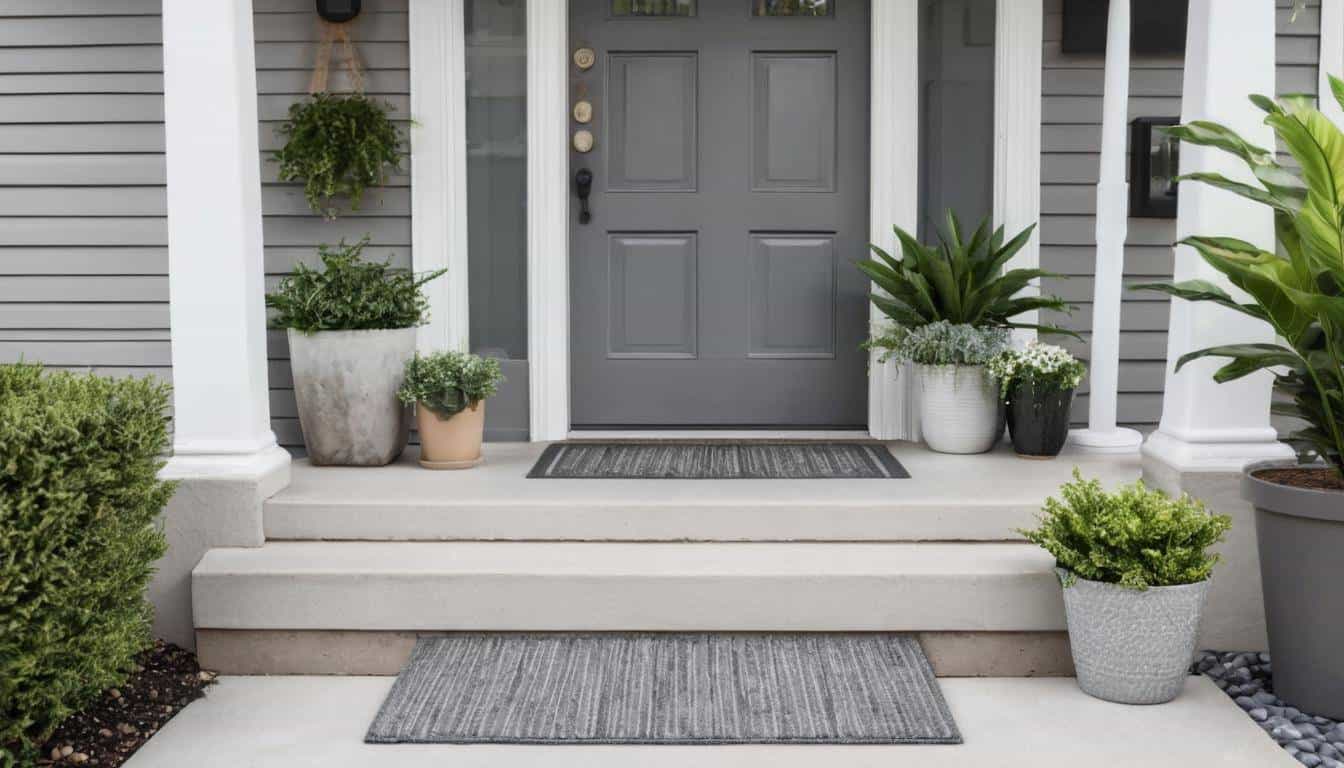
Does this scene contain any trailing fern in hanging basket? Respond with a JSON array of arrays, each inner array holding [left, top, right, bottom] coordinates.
[[273, 93, 403, 219]]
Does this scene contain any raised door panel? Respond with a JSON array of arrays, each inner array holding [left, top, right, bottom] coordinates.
[[751, 52, 836, 192], [607, 53, 698, 192], [608, 233, 698, 358], [748, 233, 835, 358]]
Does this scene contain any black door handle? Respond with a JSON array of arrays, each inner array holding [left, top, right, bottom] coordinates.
[[575, 168, 593, 225]]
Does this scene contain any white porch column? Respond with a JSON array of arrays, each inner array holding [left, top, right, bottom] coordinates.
[[1071, 0, 1141, 453], [1320, 0, 1344, 124], [156, 0, 290, 650], [1143, 0, 1294, 471], [162, 0, 283, 471]]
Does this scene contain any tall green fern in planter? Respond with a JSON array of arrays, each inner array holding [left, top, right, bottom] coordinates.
[[1134, 84, 1344, 475]]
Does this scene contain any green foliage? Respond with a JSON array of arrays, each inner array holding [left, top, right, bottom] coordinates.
[[867, 320, 1010, 366], [857, 211, 1075, 336], [398, 351, 505, 419], [1134, 81, 1344, 476], [265, 237, 446, 334], [273, 93, 404, 219], [987, 342, 1087, 400], [0, 364, 174, 765], [1020, 470, 1231, 590]]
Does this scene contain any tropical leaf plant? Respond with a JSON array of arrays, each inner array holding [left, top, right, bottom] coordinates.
[[1133, 80, 1344, 476], [857, 211, 1076, 337]]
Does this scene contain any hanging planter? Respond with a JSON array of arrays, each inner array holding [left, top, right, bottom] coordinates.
[[272, 5, 403, 219]]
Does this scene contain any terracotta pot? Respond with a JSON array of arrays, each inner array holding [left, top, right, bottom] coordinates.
[[416, 401, 485, 470]]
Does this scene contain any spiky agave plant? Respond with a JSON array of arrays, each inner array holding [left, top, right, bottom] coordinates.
[[1133, 81, 1344, 476], [857, 211, 1075, 336]]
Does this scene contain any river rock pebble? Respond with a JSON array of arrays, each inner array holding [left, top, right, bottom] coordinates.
[[1197, 650, 1343, 768]]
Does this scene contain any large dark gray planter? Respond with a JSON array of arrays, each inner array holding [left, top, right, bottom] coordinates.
[[1006, 382, 1074, 458], [288, 328, 416, 466], [1058, 569, 1209, 705], [1244, 461, 1344, 719]]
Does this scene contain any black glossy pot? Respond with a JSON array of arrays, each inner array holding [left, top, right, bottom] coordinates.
[[1006, 381, 1074, 458]]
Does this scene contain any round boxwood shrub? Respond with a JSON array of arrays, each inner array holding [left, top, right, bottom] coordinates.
[[0, 363, 174, 765]]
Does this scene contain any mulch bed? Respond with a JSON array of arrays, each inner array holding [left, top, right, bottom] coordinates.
[[33, 641, 214, 767], [1253, 467, 1344, 493]]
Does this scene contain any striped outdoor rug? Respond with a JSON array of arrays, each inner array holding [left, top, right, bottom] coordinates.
[[526, 441, 909, 479], [366, 633, 960, 745]]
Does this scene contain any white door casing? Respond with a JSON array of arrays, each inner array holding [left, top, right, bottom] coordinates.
[[410, 0, 1043, 441]]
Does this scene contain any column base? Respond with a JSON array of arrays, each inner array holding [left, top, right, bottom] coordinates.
[[1141, 429, 1295, 474], [1068, 427, 1143, 454]]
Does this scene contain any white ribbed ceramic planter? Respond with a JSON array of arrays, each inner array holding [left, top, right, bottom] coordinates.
[[1060, 569, 1210, 705], [915, 364, 1000, 454]]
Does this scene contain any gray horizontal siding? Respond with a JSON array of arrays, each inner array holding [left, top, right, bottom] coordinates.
[[255, 0, 412, 448], [0, 0, 169, 388], [1038, 0, 1318, 430]]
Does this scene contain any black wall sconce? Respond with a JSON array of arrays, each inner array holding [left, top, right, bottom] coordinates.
[[316, 0, 361, 23], [1130, 117, 1180, 219]]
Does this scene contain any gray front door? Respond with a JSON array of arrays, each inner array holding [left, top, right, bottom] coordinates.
[[569, 0, 870, 428]]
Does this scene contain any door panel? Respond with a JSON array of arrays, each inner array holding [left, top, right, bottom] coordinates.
[[570, 0, 870, 427]]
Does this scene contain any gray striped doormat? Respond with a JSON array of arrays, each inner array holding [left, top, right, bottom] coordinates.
[[366, 633, 960, 745], [527, 441, 909, 479]]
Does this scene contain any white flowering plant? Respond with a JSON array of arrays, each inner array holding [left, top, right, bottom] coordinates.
[[987, 342, 1086, 399], [867, 321, 1011, 367]]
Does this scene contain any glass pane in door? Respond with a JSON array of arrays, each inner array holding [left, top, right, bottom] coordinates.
[[466, 0, 527, 360], [752, 0, 832, 16]]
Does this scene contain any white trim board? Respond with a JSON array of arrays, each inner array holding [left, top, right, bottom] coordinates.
[[408, 0, 469, 354], [1321, 0, 1344, 124], [410, 0, 1044, 442]]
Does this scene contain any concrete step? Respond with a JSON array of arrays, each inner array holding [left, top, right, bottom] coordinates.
[[192, 540, 1066, 632], [262, 443, 1141, 542]]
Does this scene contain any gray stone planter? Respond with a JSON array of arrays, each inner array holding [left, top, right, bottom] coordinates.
[[288, 328, 416, 466], [1244, 461, 1344, 719], [1058, 569, 1210, 705]]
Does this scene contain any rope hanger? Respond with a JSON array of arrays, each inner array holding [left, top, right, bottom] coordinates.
[[308, 18, 366, 95]]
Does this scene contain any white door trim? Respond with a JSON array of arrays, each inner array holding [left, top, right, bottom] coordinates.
[[526, 0, 572, 441], [411, 0, 1042, 441], [993, 0, 1044, 342], [408, 0, 470, 354]]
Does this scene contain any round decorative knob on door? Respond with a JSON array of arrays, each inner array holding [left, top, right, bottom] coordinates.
[[572, 129, 595, 153]]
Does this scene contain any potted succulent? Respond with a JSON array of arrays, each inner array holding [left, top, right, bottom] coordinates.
[[869, 321, 1010, 453], [988, 343, 1087, 458], [1135, 81, 1344, 716], [397, 351, 504, 470], [265, 237, 445, 466], [858, 211, 1075, 451], [1022, 471, 1231, 704]]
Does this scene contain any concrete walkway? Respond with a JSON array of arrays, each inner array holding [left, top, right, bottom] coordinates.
[[123, 676, 1294, 767]]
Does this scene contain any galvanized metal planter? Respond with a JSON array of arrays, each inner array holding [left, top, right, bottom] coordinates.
[[288, 328, 415, 466], [1244, 462, 1344, 719], [1058, 569, 1209, 705]]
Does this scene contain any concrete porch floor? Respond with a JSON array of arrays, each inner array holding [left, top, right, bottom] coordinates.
[[265, 441, 1142, 542], [122, 675, 1294, 767]]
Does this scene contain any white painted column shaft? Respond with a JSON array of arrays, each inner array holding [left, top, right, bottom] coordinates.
[[1143, 0, 1294, 472], [1320, 0, 1344, 125], [527, 0, 571, 441], [868, 0, 922, 441], [1071, 0, 1142, 453], [162, 0, 282, 468]]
